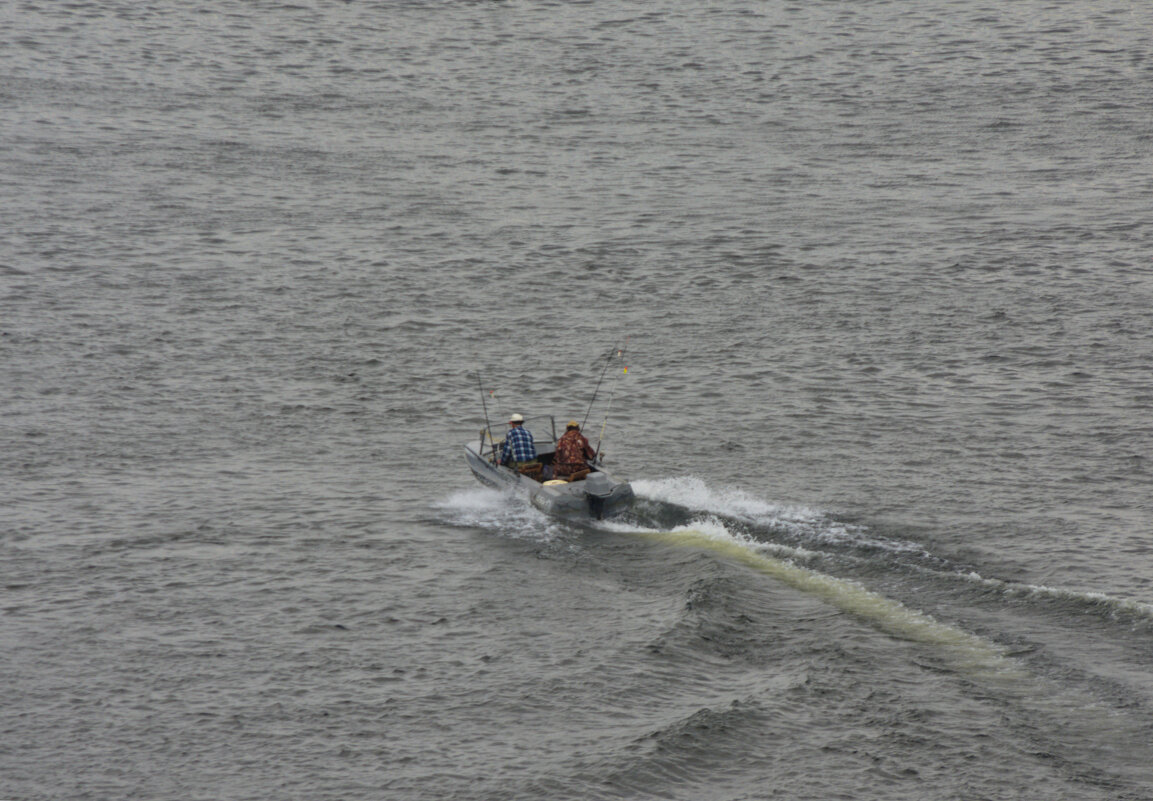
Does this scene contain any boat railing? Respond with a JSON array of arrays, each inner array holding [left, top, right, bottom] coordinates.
[[523, 415, 558, 446]]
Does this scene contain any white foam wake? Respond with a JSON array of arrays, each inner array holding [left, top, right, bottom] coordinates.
[[433, 486, 564, 541], [956, 571, 1153, 621], [631, 476, 928, 554]]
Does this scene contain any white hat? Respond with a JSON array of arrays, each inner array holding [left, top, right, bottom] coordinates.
[[508, 413, 524, 423]]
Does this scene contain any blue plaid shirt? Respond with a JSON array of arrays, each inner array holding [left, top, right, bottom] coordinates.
[[501, 424, 536, 464]]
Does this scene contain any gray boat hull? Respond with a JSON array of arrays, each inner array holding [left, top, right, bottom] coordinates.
[[464, 439, 634, 522]]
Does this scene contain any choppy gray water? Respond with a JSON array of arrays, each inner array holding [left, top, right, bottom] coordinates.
[[3, 1, 1153, 799]]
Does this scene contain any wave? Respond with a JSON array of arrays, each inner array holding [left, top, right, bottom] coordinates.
[[602, 514, 1017, 679]]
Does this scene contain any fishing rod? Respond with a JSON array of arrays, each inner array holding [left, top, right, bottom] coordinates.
[[581, 338, 628, 431], [592, 340, 629, 461], [599, 354, 627, 461]]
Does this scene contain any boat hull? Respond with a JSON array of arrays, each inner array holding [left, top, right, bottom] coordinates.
[[464, 440, 634, 521]]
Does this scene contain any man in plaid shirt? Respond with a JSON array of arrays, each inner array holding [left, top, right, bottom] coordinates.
[[501, 413, 537, 467]]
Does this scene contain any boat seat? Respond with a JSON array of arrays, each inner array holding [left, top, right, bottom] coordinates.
[[566, 468, 591, 483], [517, 462, 544, 481]]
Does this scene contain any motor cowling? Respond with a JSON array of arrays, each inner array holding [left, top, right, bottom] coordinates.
[[584, 472, 614, 519]]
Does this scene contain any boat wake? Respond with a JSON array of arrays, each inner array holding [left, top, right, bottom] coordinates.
[[435, 477, 1153, 787], [437, 476, 1153, 627], [433, 486, 567, 542], [626, 477, 1153, 623], [628, 476, 940, 559]]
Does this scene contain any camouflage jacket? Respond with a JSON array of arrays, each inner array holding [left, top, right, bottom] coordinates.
[[555, 429, 594, 469]]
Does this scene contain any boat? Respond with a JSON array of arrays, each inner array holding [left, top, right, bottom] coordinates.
[[464, 415, 635, 521]]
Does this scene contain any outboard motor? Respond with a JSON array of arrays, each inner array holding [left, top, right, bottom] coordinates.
[[584, 471, 615, 520]]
